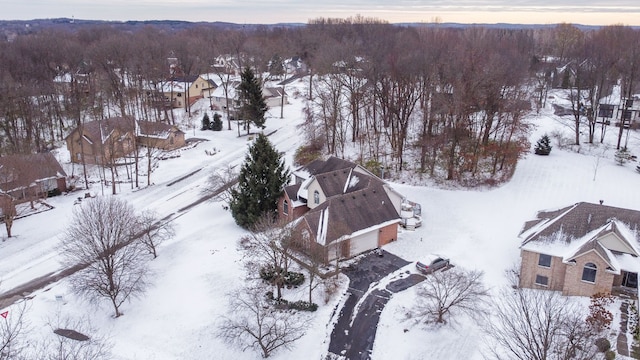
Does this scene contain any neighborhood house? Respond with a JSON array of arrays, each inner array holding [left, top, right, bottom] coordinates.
[[0, 152, 67, 202], [278, 157, 405, 263], [66, 117, 186, 165], [519, 202, 640, 297]]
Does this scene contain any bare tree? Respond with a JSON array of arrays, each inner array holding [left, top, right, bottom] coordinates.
[[0, 300, 29, 360], [36, 314, 111, 360], [483, 278, 597, 360], [405, 268, 489, 325], [0, 194, 17, 238], [136, 210, 175, 259], [61, 196, 149, 318], [217, 285, 308, 358], [239, 216, 295, 300], [203, 164, 238, 207]]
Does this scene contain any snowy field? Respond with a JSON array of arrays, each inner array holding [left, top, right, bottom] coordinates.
[[2, 79, 640, 359]]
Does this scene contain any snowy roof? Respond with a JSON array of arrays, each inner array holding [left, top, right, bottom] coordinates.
[[521, 202, 640, 271], [303, 185, 400, 246], [0, 153, 67, 192], [137, 120, 184, 140]]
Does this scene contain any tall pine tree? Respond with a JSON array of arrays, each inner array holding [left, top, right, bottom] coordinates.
[[230, 133, 290, 228], [238, 67, 268, 135]]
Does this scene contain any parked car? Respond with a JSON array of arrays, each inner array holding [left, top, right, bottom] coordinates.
[[415, 254, 450, 274]]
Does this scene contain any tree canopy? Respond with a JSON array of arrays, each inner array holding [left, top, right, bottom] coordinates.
[[230, 133, 290, 228], [238, 67, 268, 134]]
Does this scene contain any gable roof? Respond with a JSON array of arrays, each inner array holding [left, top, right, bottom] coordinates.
[[137, 120, 184, 139], [303, 185, 400, 245], [521, 202, 640, 271], [0, 153, 66, 192], [75, 117, 136, 144]]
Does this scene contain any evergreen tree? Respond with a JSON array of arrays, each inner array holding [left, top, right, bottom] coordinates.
[[202, 113, 211, 130], [238, 67, 268, 135], [230, 134, 290, 228], [534, 134, 552, 155], [211, 112, 223, 131], [615, 147, 631, 165]]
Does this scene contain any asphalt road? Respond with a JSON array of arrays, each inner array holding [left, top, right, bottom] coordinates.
[[327, 250, 426, 360]]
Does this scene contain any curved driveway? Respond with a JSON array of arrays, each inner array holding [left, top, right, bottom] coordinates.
[[327, 250, 426, 360]]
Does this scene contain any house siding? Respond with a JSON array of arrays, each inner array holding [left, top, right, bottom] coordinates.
[[519, 250, 566, 291], [378, 223, 399, 246], [562, 252, 615, 296]]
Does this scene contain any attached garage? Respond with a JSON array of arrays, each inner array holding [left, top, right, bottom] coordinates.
[[349, 230, 379, 257]]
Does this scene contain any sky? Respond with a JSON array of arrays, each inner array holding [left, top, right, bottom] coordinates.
[[2, 0, 640, 26]]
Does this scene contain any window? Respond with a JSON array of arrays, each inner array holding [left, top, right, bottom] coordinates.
[[538, 253, 552, 268], [283, 200, 289, 215], [313, 190, 320, 204], [582, 262, 597, 283], [535, 275, 549, 286]]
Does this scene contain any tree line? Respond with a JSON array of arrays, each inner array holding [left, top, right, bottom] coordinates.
[[1, 18, 639, 184]]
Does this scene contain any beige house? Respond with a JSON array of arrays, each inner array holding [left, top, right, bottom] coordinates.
[[519, 202, 640, 297], [137, 121, 185, 151], [66, 117, 137, 165], [160, 75, 217, 109], [278, 157, 404, 263], [66, 117, 186, 165]]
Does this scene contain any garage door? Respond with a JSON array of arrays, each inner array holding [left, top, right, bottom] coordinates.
[[349, 230, 378, 257]]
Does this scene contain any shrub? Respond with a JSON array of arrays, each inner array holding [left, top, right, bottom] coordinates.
[[288, 300, 318, 312], [293, 141, 323, 166], [284, 271, 305, 287], [595, 337, 611, 353], [211, 113, 223, 131], [534, 134, 552, 155], [605, 350, 616, 360]]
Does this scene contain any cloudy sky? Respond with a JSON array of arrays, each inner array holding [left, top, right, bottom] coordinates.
[[2, 0, 640, 26]]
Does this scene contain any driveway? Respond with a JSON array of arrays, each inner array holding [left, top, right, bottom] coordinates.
[[327, 250, 426, 360]]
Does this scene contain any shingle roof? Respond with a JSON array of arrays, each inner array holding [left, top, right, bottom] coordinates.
[[0, 153, 66, 192], [302, 156, 358, 176], [304, 185, 400, 245], [137, 120, 184, 139], [79, 117, 135, 144], [522, 202, 640, 246]]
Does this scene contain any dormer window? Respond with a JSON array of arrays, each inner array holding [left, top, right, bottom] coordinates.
[[313, 190, 320, 204]]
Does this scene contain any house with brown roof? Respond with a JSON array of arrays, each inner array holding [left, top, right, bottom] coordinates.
[[66, 117, 188, 165], [278, 157, 404, 263], [0, 153, 67, 202], [159, 75, 217, 109], [66, 117, 136, 165], [136, 121, 186, 151], [519, 202, 640, 297]]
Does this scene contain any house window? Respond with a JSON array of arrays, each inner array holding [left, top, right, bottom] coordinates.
[[582, 262, 597, 283], [538, 253, 552, 268], [313, 190, 320, 204], [283, 200, 289, 215], [535, 275, 549, 286]]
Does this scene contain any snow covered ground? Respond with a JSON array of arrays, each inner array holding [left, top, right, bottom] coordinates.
[[2, 80, 640, 359]]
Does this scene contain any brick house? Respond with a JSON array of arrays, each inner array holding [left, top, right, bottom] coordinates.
[[519, 202, 640, 297], [278, 157, 404, 263]]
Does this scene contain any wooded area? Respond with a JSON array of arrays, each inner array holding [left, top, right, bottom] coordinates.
[[1, 18, 639, 185]]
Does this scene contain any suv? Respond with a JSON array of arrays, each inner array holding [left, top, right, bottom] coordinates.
[[415, 254, 450, 274]]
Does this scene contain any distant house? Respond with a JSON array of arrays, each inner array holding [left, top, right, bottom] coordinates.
[[66, 117, 187, 164], [137, 121, 185, 151], [0, 153, 67, 202], [65, 117, 136, 165], [159, 75, 217, 109], [519, 202, 640, 297], [278, 157, 404, 263], [209, 82, 287, 113]]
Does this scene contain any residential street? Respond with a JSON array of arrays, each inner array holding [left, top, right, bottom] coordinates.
[[327, 250, 425, 360]]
